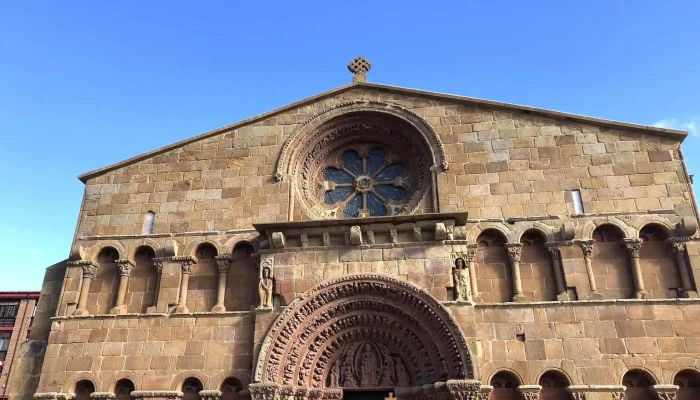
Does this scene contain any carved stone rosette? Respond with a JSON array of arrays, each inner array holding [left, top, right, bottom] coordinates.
[[254, 275, 475, 389]]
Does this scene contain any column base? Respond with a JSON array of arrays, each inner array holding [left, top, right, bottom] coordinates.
[[556, 292, 570, 301], [472, 294, 483, 302], [634, 290, 648, 299], [512, 294, 527, 302], [682, 290, 699, 298], [110, 305, 128, 314], [73, 308, 90, 316], [590, 291, 605, 300], [211, 304, 227, 312], [174, 304, 190, 313]]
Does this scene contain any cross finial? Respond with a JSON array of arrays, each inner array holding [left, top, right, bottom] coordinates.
[[348, 56, 372, 83], [384, 393, 395, 400]]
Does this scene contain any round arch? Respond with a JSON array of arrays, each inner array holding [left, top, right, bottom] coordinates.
[[183, 238, 224, 258], [513, 222, 555, 243], [276, 100, 447, 180], [581, 217, 633, 240], [468, 222, 513, 244], [127, 238, 162, 260], [89, 241, 127, 262], [254, 274, 476, 388]]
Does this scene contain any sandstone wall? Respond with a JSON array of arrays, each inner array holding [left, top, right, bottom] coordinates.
[[37, 313, 254, 393], [75, 86, 693, 238]]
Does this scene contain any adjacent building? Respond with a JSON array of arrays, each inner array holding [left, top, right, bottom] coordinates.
[[8, 58, 700, 400], [0, 292, 38, 400]]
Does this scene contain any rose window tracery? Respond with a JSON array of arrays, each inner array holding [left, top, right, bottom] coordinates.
[[321, 147, 411, 218]]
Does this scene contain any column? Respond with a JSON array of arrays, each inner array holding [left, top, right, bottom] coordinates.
[[73, 261, 98, 316], [147, 258, 164, 313], [670, 240, 699, 298], [212, 256, 231, 312], [110, 259, 134, 314], [506, 243, 526, 302], [465, 245, 481, 301], [174, 258, 196, 313], [579, 240, 604, 300], [545, 243, 569, 301], [622, 238, 647, 299]]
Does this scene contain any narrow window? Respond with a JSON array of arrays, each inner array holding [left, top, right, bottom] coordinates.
[[571, 190, 584, 214], [143, 211, 155, 234]]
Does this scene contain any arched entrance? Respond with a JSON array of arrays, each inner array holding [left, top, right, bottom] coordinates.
[[251, 275, 479, 400]]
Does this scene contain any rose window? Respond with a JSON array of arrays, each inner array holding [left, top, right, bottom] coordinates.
[[319, 147, 412, 218]]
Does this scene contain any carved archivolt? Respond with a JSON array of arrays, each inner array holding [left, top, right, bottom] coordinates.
[[254, 275, 475, 388]]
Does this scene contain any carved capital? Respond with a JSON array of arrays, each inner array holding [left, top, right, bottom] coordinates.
[[446, 379, 480, 400], [505, 243, 523, 263], [544, 243, 561, 259], [82, 264, 97, 279], [215, 255, 232, 274], [670, 241, 687, 256], [116, 259, 134, 277], [517, 385, 541, 400], [579, 240, 594, 258], [466, 245, 478, 263], [611, 393, 624, 400], [199, 391, 221, 400], [622, 238, 642, 258], [153, 258, 164, 274], [248, 383, 278, 400]]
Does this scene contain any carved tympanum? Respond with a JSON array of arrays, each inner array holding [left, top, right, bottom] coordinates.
[[255, 275, 474, 388]]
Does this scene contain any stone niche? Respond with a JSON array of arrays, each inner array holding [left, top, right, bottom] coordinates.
[[253, 212, 469, 304]]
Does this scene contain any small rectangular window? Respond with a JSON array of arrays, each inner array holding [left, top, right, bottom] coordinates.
[[571, 190, 584, 214], [143, 211, 155, 235]]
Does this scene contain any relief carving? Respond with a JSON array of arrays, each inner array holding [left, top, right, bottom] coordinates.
[[258, 266, 274, 309], [451, 257, 471, 302]]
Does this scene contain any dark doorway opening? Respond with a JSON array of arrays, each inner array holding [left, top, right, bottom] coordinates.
[[343, 390, 392, 400]]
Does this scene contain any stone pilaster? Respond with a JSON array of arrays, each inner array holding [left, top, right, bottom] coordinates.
[[505, 243, 526, 302]]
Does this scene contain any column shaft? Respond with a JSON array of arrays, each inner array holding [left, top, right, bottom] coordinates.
[[175, 260, 195, 313], [623, 239, 646, 299], [506, 244, 525, 302], [546, 245, 569, 301], [671, 242, 698, 297], [73, 263, 97, 316], [466, 246, 480, 301], [580, 241, 603, 299]]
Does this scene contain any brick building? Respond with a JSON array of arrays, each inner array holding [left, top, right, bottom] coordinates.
[[8, 58, 700, 400], [0, 292, 39, 400]]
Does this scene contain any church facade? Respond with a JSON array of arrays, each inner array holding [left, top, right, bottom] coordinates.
[[9, 58, 700, 400]]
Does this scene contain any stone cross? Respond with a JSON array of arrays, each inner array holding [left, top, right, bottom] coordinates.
[[348, 56, 372, 82]]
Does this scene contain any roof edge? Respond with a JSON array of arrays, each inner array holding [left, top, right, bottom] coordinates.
[[77, 81, 688, 184]]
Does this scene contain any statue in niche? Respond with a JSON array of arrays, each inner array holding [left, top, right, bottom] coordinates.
[[360, 343, 378, 387], [396, 360, 409, 386], [381, 348, 395, 384], [258, 266, 274, 308], [329, 361, 340, 387], [452, 257, 472, 302]]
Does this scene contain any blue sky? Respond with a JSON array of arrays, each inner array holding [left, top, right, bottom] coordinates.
[[1, 1, 699, 290]]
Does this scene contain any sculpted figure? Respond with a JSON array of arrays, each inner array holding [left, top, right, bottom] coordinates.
[[329, 361, 340, 387], [342, 362, 357, 387], [360, 343, 378, 387], [258, 266, 274, 308], [396, 361, 409, 386], [452, 258, 472, 301], [379, 366, 393, 387]]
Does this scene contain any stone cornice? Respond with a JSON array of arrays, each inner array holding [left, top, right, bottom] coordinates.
[[65, 260, 98, 268]]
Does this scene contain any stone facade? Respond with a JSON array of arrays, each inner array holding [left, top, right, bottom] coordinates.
[[10, 62, 700, 400]]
